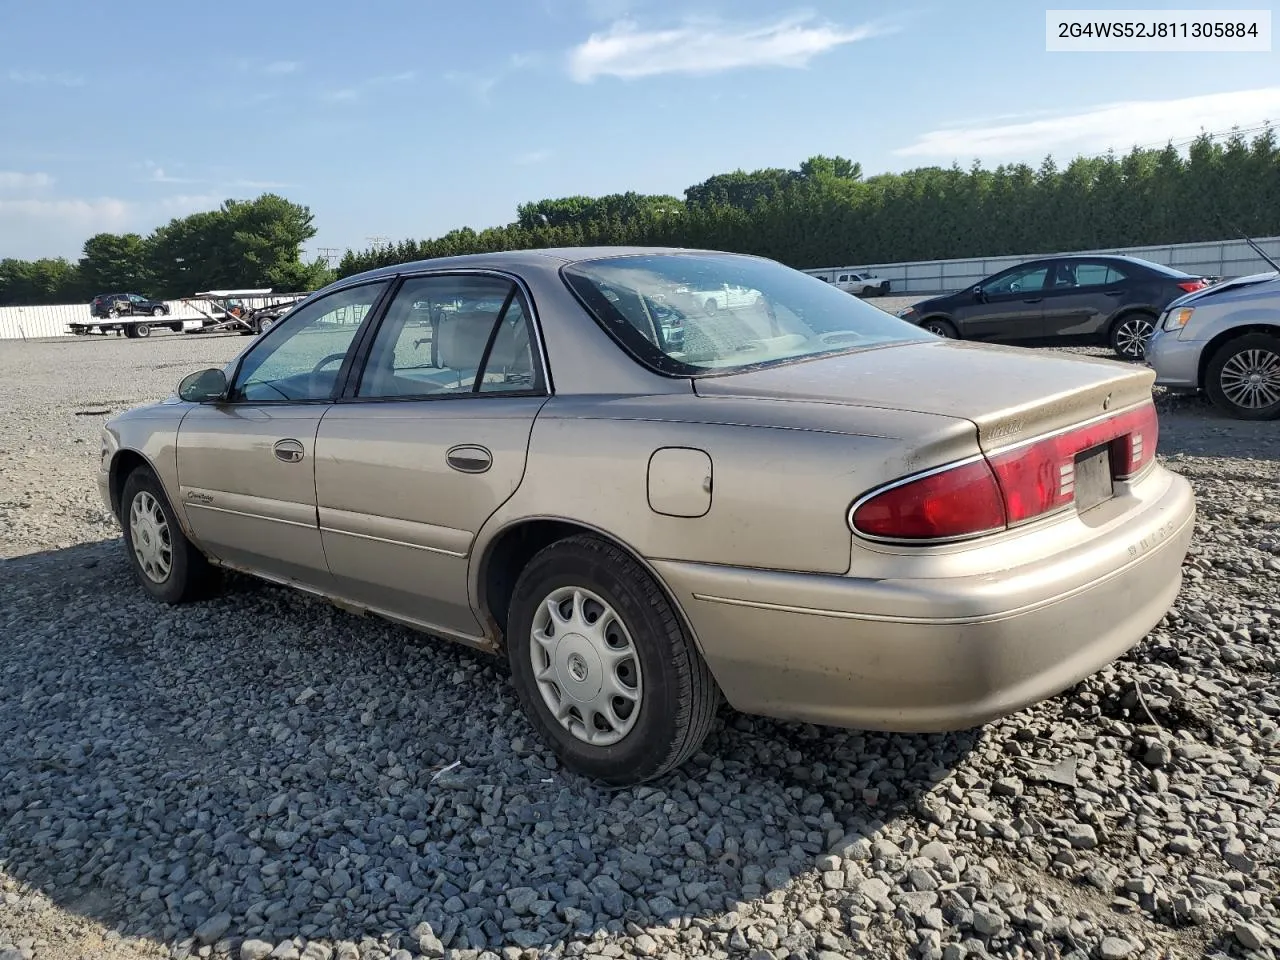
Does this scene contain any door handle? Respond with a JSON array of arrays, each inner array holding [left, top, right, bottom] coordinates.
[[273, 438, 305, 463], [446, 444, 492, 474], [1022, 298, 1043, 304], [1104, 290, 1124, 296]]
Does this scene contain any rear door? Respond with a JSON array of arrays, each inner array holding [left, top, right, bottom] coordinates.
[[175, 281, 390, 588], [1040, 260, 1128, 339], [313, 272, 549, 640], [956, 262, 1051, 341]]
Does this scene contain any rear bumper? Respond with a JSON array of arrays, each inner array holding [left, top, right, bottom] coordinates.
[[653, 468, 1195, 732], [1145, 331, 1202, 389]]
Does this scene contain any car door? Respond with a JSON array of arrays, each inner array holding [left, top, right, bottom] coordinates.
[[175, 280, 390, 588], [1039, 260, 1126, 340], [956, 262, 1051, 342], [314, 272, 549, 640]]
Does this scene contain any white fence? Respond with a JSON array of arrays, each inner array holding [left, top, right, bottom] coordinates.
[[804, 235, 1280, 295], [0, 295, 303, 341]]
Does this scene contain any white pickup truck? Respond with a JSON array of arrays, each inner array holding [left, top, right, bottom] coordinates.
[[676, 282, 762, 314], [830, 271, 891, 297]]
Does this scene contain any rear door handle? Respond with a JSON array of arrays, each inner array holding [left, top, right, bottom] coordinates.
[[1104, 290, 1124, 296], [273, 438, 305, 463], [1023, 298, 1043, 304], [446, 444, 492, 474]]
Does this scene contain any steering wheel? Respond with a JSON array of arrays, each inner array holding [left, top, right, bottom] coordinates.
[[1008, 281, 1021, 293], [818, 330, 865, 346], [310, 353, 347, 375]]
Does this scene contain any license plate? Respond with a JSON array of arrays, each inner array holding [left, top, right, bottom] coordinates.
[[1074, 445, 1114, 514]]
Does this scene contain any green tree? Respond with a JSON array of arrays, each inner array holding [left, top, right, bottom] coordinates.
[[79, 232, 150, 295]]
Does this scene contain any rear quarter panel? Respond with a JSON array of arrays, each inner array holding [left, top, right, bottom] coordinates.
[[471, 394, 979, 585]]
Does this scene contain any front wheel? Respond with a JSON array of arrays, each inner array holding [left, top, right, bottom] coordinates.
[[120, 468, 219, 603], [1205, 333, 1280, 420], [506, 535, 719, 784], [1109, 313, 1154, 360], [922, 318, 958, 339]]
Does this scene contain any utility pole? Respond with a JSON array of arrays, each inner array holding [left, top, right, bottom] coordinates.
[[366, 235, 390, 250], [316, 247, 342, 267]]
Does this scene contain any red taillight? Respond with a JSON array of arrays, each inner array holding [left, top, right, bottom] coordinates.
[[1177, 280, 1206, 293], [851, 402, 1159, 542], [851, 458, 1007, 541]]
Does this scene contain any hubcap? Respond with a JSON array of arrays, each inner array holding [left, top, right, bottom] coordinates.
[[926, 322, 951, 338], [129, 491, 172, 583], [1116, 318, 1154, 358], [529, 586, 643, 747], [1220, 348, 1280, 409]]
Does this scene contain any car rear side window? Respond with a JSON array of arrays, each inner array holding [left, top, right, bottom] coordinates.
[[356, 274, 541, 398]]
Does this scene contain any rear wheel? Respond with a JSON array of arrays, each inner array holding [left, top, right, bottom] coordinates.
[[1205, 333, 1280, 420], [133, 323, 151, 338], [1109, 313, 1155, 360], [120, 468, 219, 603], [151, 306, 165, 317], [505, 535, 719, 784], [922, 318, 958, 339], [704, 298, 719, 315]]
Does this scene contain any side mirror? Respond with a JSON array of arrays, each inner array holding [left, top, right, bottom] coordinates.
[[972, 285, 984, 299], [178, 367, 228, 403]]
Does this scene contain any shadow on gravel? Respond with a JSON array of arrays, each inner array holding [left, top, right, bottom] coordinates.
[[0, 540, 979, 957], [1155, 393, 1280, 462]]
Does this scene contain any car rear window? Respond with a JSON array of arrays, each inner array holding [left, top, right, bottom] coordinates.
[[561, 252, 930, 377]]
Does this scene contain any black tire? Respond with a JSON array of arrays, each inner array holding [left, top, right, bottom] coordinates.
[[922, 318, 958, 339], [704, 298, 718, 315], [120, 468, 219, 604], [151, 306, 165, 317], [505, 534, 719, 784], [1109, 312, 1155, 360], [169, 322, 184, 333], [123, 325, 138, 339], [1204, 332, 1280, 421], [879, 282, 890, 296], [133, 323, 151, 338]]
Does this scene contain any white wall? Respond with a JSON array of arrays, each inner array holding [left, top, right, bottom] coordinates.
[[0, 296, 288, 340], [805, 235, 1280, 295]]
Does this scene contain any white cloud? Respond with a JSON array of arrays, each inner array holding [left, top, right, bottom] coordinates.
[[0, 171, 54, 192], [8, 69, 84, 87], [264, 60, 301, 75], [0, 194, 223, 259], [896, 87, 1280, 161], [515, 149, 553, 165], [322, 70, 416, 103], [445, 54, 540, 103], [567, 13, 882, 82]]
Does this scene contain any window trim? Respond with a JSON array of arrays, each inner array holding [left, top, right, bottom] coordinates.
[[223, 279, 395, 406], [336, 268, 552, 404]]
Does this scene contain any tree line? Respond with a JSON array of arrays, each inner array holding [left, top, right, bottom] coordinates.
[[4, 130, 1279, 307], [0, 194, 329, 306], [336, 132, 1280, 278]]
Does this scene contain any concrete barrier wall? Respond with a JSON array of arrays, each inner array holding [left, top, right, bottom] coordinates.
[[804, 235, 1280, 295]]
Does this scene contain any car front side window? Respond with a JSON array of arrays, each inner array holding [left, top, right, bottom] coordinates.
[[985, 265, 1049, 296], [230, 282, 388, 403], [356, 274, 541, 399]]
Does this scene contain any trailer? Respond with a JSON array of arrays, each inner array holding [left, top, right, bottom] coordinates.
[[181, 289, 311, 335]]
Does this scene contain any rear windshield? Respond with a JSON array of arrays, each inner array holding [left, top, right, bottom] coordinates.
[[1123, 257, 1194, 279], [561, 253, 929, 376]]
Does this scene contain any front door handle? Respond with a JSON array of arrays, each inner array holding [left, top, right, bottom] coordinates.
[[446, 444, 492, 474], [1022, 298, 1043, 304], [273, 438, 305, 463], [1104, 290, 1124, 296]]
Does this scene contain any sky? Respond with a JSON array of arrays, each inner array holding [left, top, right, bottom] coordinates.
[[0, 0, 1277, 263]]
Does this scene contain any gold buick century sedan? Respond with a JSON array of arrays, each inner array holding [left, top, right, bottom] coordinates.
[[99, 247, 1196, 783]]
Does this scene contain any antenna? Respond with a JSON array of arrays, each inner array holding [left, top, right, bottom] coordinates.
[[1216, 215, 1280, 273]]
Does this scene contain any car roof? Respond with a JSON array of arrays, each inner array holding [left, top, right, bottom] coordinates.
[[339, 245, 736, 285]]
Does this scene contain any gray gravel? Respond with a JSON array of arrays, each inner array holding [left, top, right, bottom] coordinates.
[[2, 328, 1279, 960]]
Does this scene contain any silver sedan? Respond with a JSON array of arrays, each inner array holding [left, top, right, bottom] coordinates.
[[98, 247, 1196, 783]]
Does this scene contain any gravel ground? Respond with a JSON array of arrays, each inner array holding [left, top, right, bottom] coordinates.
[[1, 325, 1278, 960]]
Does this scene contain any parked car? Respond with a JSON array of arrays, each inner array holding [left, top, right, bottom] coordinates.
[[91, 292, 170, 319], [97, 247, 1195, 784], [895, 256, 1209, 360], [1145, 270, 1280, 419], [677, 281, 761, 314], [833, 271, 891, 297]]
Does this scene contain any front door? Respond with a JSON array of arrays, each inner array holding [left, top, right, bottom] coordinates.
[[957, 262, 1051, 342], [314, 272, 549, 639], [175, 280, 390, 587]]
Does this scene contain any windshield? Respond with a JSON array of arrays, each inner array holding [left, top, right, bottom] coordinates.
[[561, 253, 929, 376]]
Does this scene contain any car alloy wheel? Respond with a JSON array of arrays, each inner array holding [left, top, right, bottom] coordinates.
[[529, 586, 642, 746], [152, 306, 164, 317], [129, 490, 173, 583], [923, 319, 957, 338], [1219, 347, 1280, 411], [1113, 316, 1153, 359]]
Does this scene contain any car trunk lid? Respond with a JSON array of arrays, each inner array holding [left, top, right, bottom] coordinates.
[[692, 338, 1155, 453]]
